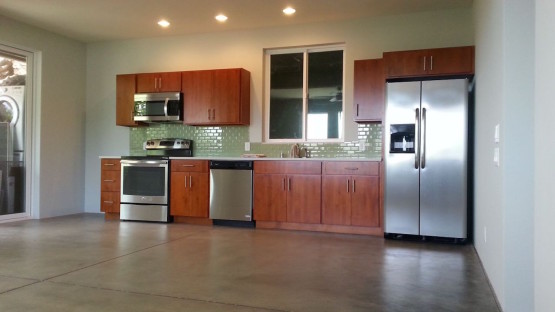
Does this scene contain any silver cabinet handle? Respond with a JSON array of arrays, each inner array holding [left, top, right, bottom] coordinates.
[[421, 107, 427, 169], [344, 167, 359, 171], [184, 176, 187, 188], [103, 180, 114, 182], [347, 179, 350, 193], [103, 163, 115, 166], [423, 56, 426, 71], [282, 178, 285, 191], [158, 77, 162, 90], [103, 201, 113, 204], [353, 179, 356, 193], [415, 108, 420, 169], [356, 104, 359, 116], [181, 164, 195, 167], [288, 178, 291, 191], [430, 56, 433, 71], [189, 175, 192, 188]]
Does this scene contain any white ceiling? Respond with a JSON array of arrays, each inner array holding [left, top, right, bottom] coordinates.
[[0, 0, 473, 43]]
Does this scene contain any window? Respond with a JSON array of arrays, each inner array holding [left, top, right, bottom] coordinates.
[[265, 45, 344, 142]]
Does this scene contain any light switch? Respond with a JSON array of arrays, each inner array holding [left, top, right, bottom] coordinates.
[[244, 142, 250, 151], [494, 147, 500, 167], [494, 124, 500, 143]]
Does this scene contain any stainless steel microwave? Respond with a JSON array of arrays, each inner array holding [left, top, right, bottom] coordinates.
[[133, 92, 182, 122]]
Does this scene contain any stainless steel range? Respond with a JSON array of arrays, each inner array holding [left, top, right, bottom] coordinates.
[[120, 138, 192, 222]]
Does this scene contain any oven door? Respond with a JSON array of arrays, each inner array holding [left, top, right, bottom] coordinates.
[[120, 159, 168, 205]]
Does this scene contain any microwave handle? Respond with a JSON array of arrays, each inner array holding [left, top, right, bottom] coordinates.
[[164, 98, 169, 117]]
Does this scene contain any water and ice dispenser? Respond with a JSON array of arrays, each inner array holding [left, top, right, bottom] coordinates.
[[389, 124, 415, 153]]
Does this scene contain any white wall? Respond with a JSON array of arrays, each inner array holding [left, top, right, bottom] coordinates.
[[535, 1, 555, 311], [473, 0, 535, 311], [84, 8, 474, 213], [0, 16, 87, 218]]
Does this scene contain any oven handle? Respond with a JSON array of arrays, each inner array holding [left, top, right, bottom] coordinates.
[[121, 160, 168, 166]]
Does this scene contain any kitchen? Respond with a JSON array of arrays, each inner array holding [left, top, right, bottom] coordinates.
[[0, 0, 546, 311]]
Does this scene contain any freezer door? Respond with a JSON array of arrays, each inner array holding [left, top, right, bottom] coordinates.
[[420, 79, 468, 238], [384, 81, 421, 235]]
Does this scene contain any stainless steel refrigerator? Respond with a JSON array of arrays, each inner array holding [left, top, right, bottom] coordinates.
[[384, 79, 470, 240]]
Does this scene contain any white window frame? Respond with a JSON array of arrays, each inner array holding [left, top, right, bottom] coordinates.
[[264, 44, 345, 143]]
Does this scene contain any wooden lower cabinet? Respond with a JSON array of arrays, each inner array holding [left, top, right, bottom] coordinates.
[[286, 175, 321, 224], [253, 161, 322, 224], [254, 173, 321, 224], [100, 158, 121, 214], [170, 160, 209, 218], [101, 191, 120, 213], [322, 175, 379, 227], [253, 174, 287, 222]]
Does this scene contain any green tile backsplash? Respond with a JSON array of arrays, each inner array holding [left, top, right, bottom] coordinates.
[[130, 123, 382, 158]]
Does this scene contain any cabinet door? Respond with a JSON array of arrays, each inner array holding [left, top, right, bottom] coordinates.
[[170, 172, 188, 216], [383, 50, 428, 78], [182, 70, 214, 124], [136, 73, 159, 93], [137, 72, 181, 92], [322, 175, 351, 225], [170, 172, 209, 217], [353, 59, 385, 122], [187, 172, 209, 218], [351, 176, 380, 227], [157, 72, 181, 92], [253, 174, 287, 222], [427, 46, 474, 76], [212, 69, 240, 124], [116, 74, 141, 127], [286, 175, 321, 224]]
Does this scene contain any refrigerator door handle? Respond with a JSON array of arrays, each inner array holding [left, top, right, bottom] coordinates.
[[421, 108, 427, 169], [415, 108, 420, 169]]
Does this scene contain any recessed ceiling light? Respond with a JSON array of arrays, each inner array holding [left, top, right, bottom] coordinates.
[[283, 7, 296, 15], [215, 14, 228, 22], [158, 19, 170, 28]]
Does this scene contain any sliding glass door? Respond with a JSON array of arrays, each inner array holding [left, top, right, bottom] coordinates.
[[0, 45, 31, 220]]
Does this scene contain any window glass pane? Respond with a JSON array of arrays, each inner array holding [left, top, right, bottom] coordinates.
[[307, 50, 343, 140], [269, 53, 303, 139]]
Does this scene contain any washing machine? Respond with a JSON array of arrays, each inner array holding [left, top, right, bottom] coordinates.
[[0, 85, 24, 155]]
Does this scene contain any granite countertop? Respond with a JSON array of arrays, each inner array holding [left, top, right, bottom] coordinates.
[[100, 156, 382, 161]]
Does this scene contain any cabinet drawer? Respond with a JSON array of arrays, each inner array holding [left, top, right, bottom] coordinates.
[[323, 161, 380, 176], [254, 161, 321, 175], [101, 170, 121, 191], [101, 192, 120, 213], [101, 159, 121, 171], [171, 160, 208, 172]]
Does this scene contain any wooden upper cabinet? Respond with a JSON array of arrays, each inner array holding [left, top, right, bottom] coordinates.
[[383, 46, 474, 78], [182, 68, 250, 126], [353, 58, 385, 122], [116, 74, 142, 127], [136, 72, 182, 93]]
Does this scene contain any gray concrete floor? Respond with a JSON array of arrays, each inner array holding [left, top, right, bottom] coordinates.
[[0, 214, 499, 312]]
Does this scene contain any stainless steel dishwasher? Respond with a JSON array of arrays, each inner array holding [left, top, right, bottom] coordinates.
[[209, 160, 254, 227]]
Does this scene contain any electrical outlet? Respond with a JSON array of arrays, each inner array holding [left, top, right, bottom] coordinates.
[[244, 142, 250, 151], [484, 226, 487, 244], [494, 147, 500, 167]]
